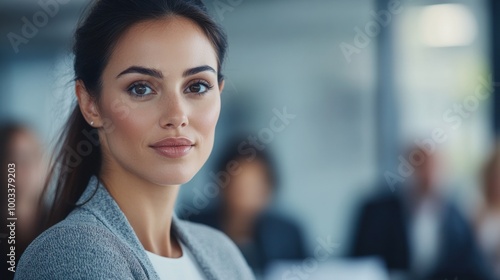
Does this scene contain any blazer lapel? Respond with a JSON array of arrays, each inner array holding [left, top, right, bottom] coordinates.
[[172, 215, 220, 280], [76, 175, 160, 280]]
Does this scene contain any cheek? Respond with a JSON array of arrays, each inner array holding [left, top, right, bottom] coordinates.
[[111, 114, 144, 142], [192, 95, 220, 139], [100, 97, 157, 154]]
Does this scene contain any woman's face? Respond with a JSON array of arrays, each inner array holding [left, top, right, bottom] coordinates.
[[92, 16, 222, 186], [224, 159, 272, 216]]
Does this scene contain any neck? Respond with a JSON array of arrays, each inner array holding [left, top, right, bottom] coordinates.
[[99, 164, 181, 258]]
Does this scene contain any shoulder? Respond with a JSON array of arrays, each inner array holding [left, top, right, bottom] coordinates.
[[257, 212, 304, 241], [15, 211, 140, 280], [363, 193, 402, 212], [442, 200, 472, 229], [259, 212, 301, 230]]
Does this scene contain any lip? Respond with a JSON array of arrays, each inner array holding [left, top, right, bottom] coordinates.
[[149, 137, 194, 158]]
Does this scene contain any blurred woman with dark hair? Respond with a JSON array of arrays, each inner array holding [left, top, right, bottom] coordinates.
[[476, 142, 500, 278], [186, 138, 308, 278], [0, 123, 47, 280]]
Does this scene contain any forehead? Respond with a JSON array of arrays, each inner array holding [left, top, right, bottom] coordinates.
[[105, 16, 218, 76]]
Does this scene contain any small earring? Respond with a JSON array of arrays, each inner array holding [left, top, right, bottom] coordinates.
[[90, 121, 94, 126]]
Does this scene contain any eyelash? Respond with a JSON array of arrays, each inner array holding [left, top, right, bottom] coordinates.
[[125, 80, 214, 99], [186, 80, 214, 95], [126, 81, 155, 99]]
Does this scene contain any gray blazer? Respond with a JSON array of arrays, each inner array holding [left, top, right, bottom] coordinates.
[[14, 176, 255, 280]]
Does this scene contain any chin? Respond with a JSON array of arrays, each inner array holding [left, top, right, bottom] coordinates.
[[149, 167, 198, 186]]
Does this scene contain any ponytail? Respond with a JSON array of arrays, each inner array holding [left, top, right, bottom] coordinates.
[[41, 104, 101, 229]]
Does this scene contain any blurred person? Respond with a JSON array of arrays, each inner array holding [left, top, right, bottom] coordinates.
[[350, 146, 494, 280], [14, 1, 254, 279], [475, 142, 500, 278], [0, 123, 47, 280], [186, 139, 308, 277]]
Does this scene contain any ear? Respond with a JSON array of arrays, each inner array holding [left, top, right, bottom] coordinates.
[[75, 80, 101, 127], [218, 79, 225, 94]]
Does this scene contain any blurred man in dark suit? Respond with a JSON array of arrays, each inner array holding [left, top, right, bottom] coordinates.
[[350, 146, 495, 280]]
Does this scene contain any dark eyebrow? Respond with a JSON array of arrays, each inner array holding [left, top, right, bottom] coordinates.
[[116, 66, 163, 79], [183, 65, 216, 77]]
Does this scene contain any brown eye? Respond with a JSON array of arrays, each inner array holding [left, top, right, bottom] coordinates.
[[185, 81, 212, 95], [127, 83, 154, 97], [189, 84, 201, 93], [134, 84, 148, 95]]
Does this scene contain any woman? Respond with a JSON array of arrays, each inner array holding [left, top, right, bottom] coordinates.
[[1, 123, 46, 280], [15, 0, 254, 279], [476, 143, 500, 278]]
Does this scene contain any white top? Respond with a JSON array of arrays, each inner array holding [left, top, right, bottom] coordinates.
[[146, 241, 207, 280], [409, 197, 441, 276]]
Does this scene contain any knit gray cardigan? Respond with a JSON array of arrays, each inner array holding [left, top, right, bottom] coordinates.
[[14, 175, 255, 280]]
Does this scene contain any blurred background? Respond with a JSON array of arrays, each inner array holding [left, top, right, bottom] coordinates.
[[0, 0, 499, 279]]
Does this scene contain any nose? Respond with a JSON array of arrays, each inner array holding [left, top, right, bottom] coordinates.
[[159, 93, 188, 129]]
